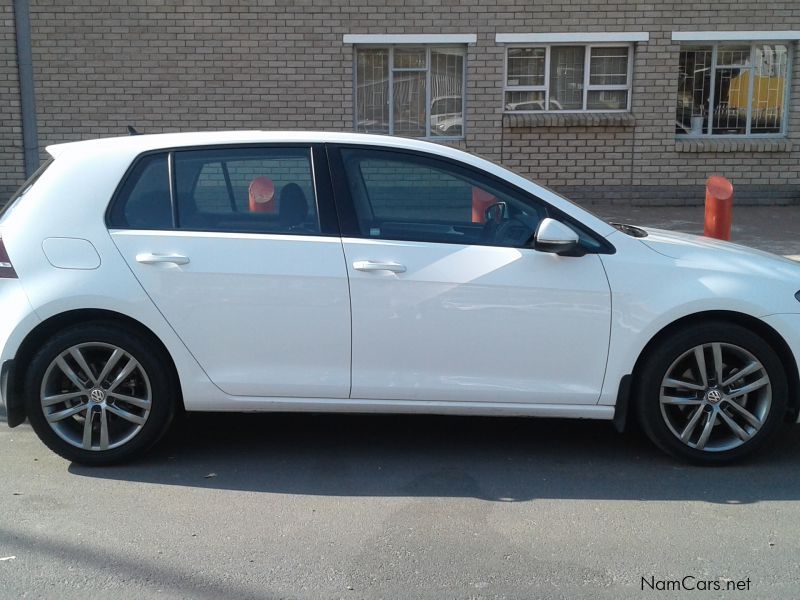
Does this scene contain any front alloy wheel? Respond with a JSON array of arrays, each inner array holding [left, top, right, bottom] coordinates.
[[659, 342, 771, 452], [638, 322, 788, 464]]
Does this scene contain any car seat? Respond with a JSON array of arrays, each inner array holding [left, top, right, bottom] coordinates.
[[279, 183, 309, 231]]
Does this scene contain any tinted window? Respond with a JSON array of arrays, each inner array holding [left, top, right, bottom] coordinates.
[[340, 148, 545, 247], [108, 153, 172, 230], [174, 147, 319, 234]]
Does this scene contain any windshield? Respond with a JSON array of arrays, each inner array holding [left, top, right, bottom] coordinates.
[[0, 158, 54, 220]]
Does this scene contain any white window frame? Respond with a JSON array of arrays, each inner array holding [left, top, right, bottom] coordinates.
[[675, 41, 793, 139], [503, 44, 634, 113], [353, 45, 467, 141]]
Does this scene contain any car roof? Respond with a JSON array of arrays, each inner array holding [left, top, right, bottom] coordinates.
[[45, 131, 462, 159]]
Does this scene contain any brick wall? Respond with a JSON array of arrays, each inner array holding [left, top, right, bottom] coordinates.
[[0, 1, 799, 206], [1, 1, 24, 201]]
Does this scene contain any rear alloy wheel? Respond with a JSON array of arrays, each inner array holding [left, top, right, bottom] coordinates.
[[637, 322, 788, 464], [25, 323, 176, 465]]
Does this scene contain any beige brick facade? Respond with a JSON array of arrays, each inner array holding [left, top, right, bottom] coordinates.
[[1, 1, 799, 205]]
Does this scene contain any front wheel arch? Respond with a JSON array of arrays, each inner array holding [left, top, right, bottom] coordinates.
[[618, 311, 800, 432], [10, 309, 184, 425]]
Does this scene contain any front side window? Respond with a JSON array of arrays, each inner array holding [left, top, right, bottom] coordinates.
[[355, 46, 466, 138], [505, 45, 632, 112], [676, 43, 789, 136], [174, 147, 320, 234], [340, 148, 545, 248]]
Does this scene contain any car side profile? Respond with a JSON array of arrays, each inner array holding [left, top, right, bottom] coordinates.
[[1, 131, 799, 465]]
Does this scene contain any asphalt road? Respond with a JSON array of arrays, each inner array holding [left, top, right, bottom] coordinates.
[[1, 412, 800, 599]]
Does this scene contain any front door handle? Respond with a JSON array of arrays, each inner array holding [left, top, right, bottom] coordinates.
[[352, 260, 406, 273], [135, 253, 190, 266]]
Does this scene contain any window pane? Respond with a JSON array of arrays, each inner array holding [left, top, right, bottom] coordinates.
[[549, 46, 584, 110], [393, 71, 426, 137], [676, 46, 712, 135], [341, 149, 545, 247], [716, 46, 751, 66], [751, 44, 788, 134], [356, 49, 389, 134], [711, 66, 748, 135], [507, 47, 546, 86], [394, 47, 426, 69], [589, 47, 628, 86], [174, 148, 319, 234], [429, 48, 464, 137], [109, 154, 172, 230], [504, 90, 546, 111], [587, 90, 627, 110]]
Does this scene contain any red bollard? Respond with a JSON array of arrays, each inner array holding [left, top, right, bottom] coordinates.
[[471, 187, 497, 224], [704, 175, 734, 241], [248, 176, 276, 213]]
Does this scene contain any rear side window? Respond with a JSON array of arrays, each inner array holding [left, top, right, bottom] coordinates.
[[108, 153, 172, 229], [173, 147, 319, 235], [0, 158, 54, 221]]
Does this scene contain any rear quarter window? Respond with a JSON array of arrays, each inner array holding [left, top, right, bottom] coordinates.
[[107, 153, 172, 230], [0, 158, 54, 221]]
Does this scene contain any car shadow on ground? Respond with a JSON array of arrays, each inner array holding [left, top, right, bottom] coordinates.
[[69, 412, 800, 504]]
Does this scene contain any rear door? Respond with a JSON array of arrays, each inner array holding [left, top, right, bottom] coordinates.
[[109, 145, 351, 398]]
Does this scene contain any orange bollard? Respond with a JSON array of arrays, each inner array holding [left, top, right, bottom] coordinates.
[[248, 176, 276, 213], [704, 175, 734, 241], [472, 187, 497, 224]]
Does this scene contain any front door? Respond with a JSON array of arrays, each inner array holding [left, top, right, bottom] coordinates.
[[332, 146, 611, 405]]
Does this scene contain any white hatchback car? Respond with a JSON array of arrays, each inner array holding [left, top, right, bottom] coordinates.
[[1, 131, 799, 465]]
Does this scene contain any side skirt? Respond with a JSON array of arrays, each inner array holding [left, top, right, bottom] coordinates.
[[185, 397, 615, 420]]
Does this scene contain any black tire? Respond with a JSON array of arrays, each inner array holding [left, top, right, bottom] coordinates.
[[24, 321, 177, 465], [636, 321, 788, 465]]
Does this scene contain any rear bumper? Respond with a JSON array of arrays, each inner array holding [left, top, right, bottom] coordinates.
[[0, 279, 40, 427], [0, 359, 25, 427]]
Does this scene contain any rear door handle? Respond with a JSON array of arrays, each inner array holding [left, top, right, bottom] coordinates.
[[135, 253, 190, 266], [352, 260, 406, 273]]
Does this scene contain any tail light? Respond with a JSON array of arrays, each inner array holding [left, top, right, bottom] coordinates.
[[0, 237, 17, 278]]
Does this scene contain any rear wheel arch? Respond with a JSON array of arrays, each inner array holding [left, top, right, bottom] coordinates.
[[11, 309, 184, 418], [628, 310, 799, 424]]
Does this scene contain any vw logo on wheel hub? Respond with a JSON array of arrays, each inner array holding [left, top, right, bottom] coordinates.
[[90, 388, 106, 403], [706, 389, 723, 404]]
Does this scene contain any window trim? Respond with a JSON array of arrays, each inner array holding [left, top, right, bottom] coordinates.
[[344, 34, 477, 45], [497, 32, 649, 44], [353, 44, 467, 141], [672, 31, 800, 42], [675, 41, 793, 139], [502, 43, 634, 114]]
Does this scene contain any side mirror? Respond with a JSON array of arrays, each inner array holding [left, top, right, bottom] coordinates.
[[534, 218, 582, 256]]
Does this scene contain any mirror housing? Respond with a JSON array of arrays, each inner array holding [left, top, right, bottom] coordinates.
[[534, 218, 583, 256]]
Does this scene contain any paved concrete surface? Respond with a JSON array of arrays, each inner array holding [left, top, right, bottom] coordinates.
[[3, 204, 800, 599], [1, 414, 800, 599]]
